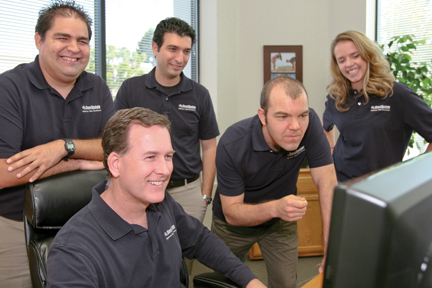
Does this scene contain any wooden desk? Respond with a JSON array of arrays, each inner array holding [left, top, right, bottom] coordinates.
[[301, 272, 323, 288], [249, 168, 324, 259]]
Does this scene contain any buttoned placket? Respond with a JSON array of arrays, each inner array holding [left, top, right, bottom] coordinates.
[[353, 90, 365, 118]]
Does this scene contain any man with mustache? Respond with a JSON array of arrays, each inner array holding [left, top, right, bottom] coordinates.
[[212, 76, 337, 288], [0, 1, 115, 286]]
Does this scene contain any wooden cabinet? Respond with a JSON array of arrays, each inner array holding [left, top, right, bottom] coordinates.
[[249, 168, 324, 259], [301, 272, 323, 288], [249, 242, 263, 260], [296, 168, 324, 257]]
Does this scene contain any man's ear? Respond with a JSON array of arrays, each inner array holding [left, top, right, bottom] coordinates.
[[258, 108, 267, 126], [34, 33, 42, 50], [152, 42, 159, 57], [107, 152, 120, 178]]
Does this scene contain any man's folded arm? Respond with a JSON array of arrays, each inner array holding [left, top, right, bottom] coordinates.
[[1, 138, 104, 189]]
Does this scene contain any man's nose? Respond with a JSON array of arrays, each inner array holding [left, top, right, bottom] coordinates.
[[289, 118, 300, 130], [68, 41, 80, 54], [155, 159, 172, 175]]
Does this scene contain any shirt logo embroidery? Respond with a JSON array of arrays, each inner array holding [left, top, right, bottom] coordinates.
[[82, 105, 101, 113], [286, 146, 305, 159], [164, 224, 177, 240], [370, 105, 390, 112], [178, 104, 196, 112]]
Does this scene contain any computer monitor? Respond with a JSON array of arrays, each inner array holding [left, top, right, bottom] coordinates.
[[324, 152, 432, 288]]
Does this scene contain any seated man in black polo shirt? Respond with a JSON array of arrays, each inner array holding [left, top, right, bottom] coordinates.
[[0, 1, 115, 286], [46, 107, 265, 288], [212, 76, 338, 288]]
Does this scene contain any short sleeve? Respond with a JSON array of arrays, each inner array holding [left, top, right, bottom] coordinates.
[[198, 89, 219, 140], [100, 83, 116, 136], [215, 140, 245, 197], [399, 83, 432, 143], [114, 80, 130, 110], [323, 95, 335, 132], [305, 109, 334, 168], [47, 247, 98, 288], [0, 75, 24, 158]]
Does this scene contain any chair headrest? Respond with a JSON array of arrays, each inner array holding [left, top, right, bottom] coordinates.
[[24, 170, 107, 229]]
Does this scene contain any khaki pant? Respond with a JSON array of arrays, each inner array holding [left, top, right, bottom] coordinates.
[[167, 178, 207, 223], [212, 215, 298, 288], [0, 216, 32, 288]]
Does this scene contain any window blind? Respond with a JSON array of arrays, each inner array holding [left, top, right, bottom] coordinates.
[[377, 0, 432, 63]]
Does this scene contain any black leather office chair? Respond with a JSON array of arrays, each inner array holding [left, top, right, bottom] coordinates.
[[23, 170, 107, 288]]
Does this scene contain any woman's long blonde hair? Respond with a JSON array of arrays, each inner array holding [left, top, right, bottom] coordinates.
[[327, 30, 395, 111]]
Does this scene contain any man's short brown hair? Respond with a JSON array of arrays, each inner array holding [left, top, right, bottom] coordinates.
[[102, 107, 171, 178], [260, 76, 308, 114], [35, 0, 93, 41]]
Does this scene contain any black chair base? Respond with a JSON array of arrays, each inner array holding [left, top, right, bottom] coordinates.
[[193, 271, 241, 288]]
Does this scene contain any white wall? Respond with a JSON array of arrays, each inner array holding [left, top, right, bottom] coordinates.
[[200, 0, 375, 135]]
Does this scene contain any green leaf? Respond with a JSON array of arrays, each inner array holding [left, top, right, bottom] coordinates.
[[408, 136, 414, 148], [396, 64, 405, 71], [406, 43, 416, 50]]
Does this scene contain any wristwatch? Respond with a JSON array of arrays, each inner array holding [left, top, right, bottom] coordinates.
[[63, 138, 76, 159], [203, 194, 212, 205]]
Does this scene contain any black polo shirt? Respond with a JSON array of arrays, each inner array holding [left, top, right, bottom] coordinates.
[[0, 56, 116, 220], [323, 82, 432, 182], [213, 109, 333, 223], [47, 180, 256, 288], [114, 68, 219, 180]]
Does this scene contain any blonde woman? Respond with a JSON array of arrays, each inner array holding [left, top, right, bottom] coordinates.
[[323, 30, 432, 182]]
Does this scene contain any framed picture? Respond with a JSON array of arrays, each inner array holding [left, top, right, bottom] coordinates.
[[263, 45, 303, 84]]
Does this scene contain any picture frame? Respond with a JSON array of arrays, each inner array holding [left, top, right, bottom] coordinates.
[[263, 45, 303, 84]]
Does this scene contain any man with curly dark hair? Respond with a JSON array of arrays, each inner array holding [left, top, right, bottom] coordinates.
[[115, 18, 219, 225]]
